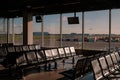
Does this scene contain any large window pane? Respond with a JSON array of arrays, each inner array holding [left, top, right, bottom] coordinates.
[[62, 13, 82, 49], [44, 14, 60, 47], [33, 16, 42, 44], [111, 9, 120, 49], [0, 18, 7, 44], [84, 10, 109, 50], [14, 17, 23, 45]]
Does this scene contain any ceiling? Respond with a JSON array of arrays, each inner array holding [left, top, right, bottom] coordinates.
[[0, 0, 120, 18]]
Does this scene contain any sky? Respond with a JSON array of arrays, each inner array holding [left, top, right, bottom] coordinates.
[[0, 9, 120, 34]]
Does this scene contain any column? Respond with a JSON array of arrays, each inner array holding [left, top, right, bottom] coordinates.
[[23, 11, 33, 45]]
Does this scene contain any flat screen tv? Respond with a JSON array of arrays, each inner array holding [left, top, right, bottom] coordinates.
[[67, 17, 79, 24], [36, 15, 42, 23]]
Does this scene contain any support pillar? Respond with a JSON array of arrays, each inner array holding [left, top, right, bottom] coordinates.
[[23, 11, 33, 45]]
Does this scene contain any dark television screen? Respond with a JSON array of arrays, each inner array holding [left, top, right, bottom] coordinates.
[[36, 15, 42, 23], [67, 17, 79, 24]]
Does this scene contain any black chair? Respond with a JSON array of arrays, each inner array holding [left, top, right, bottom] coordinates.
[[6, 46, 15, 53], [69, 46, 77, 64], [83, 57, 93, 75], [16, 53, 28, 79], [14, 45, 23, 53], [0, 47, 8, 63], [3, 46, 16, 67], [64, 47, 72, 58], [114, 52, 120, 64], [91, 58, 104, 80], [105, 54, 116, 74], [98, 56, 111, 79], [28, 44, 36, 51], [43, 49, 54, 70], [34, 44, 41, 51], [69, 47, 76, 57], [25, 51, 39, 65], [16, 50, 40, 79], [0, 47, 10, 76], [0, 46, 23, 79], [60, 58, 87, 80], [110, 53, 120, 71], [98, 56, 120, 79], [64, 47, 74, 64], [51, 48, 61, 69], [35, 49, 47, 71], [22, 45, 29, 53], [58, 47, 66, 64]]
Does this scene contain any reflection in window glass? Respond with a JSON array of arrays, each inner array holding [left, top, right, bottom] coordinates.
[[0, 18, 7, 44], [111, 9, 120, 49], [33, 16, 42, 44], [14, 17, 23, 45], [62, 13, 82, 49], [0, 18, 23, 45], [84, 10, 109, 50], [44, 14, 60, 47]]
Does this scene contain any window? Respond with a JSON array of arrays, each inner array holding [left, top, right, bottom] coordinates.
[[62, 13, 82, 49], [84, 10, 109, 50]]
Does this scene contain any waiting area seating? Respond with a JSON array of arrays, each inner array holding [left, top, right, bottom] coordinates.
[[0, 44, 83, 80], [91, 51, 120, 80], [0, 44, 120, 80]]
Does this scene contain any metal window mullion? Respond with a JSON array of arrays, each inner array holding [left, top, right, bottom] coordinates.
[[109, 9, 111, 53], [60, 14, 62, 47], [12, 18, 15, 44], [82, 12, 84, 50], [41, 15, 44, 47]]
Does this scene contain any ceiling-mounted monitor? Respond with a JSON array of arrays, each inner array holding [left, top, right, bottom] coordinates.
[[67, 17, 79, 24], [36, 15, 42, 23]]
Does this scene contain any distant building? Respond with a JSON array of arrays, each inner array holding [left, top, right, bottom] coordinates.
[[33, 32, 49, 35]]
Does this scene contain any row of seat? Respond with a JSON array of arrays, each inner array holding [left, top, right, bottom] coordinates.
[[0, 44, 41, 67], [91, 51, 120, 80], [0, 44, 78, 79]]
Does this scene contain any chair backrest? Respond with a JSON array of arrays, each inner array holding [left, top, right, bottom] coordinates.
[[0, 47, 7, 57], [22, 45, 29, 52], [91, 59, 104, 80], [36, 50, 46, 62], [14, 45, 22, 53], [64, 47, 71, 57], [105, 54, 115, 72], [5, 46, 17, 66], [74, 58, 87, 79], [69, 47, 76, 56], [44, 49, 53, 60], [110, 53, 118, 68], [28, 45, 35, 51], [34, 44, 41, 50], [7, 46, 15, 53], [51, 48, 60, 59], [16, 54, 27, 66], [114, 52, 120, 63], [25, 51, 38, 64], [58, 48, 66, 58], [83, 57, 92, 74], [98, 57, 110, 77]]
